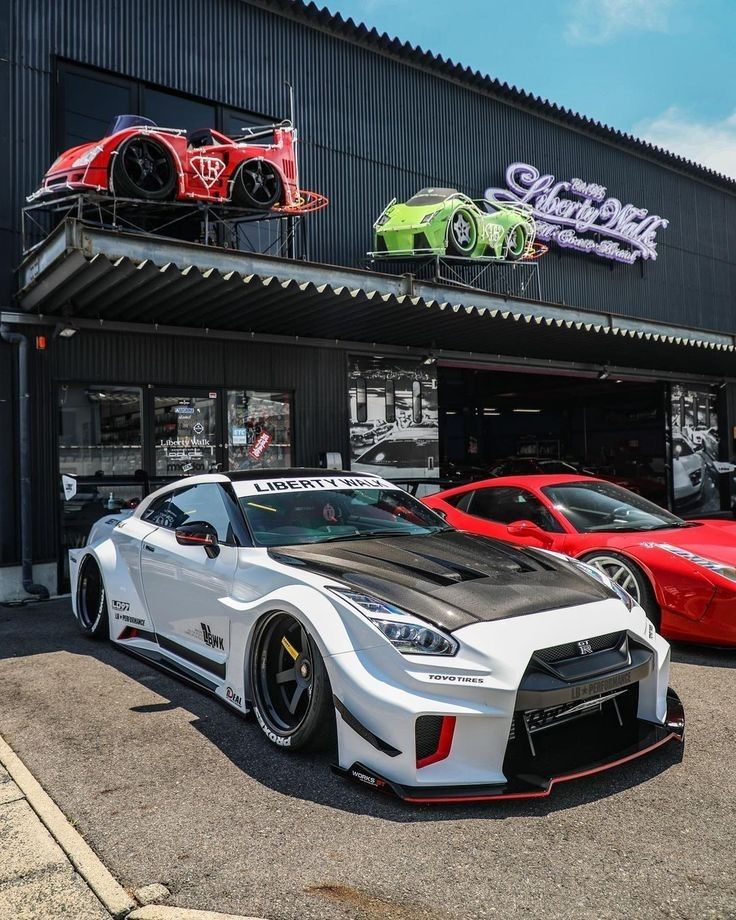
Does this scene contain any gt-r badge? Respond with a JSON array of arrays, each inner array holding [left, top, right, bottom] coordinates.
[[577, 640, 593, 656]]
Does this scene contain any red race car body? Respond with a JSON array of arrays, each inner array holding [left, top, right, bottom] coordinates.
[[423, 474, 736, 647], [29, 114, 326, 212]]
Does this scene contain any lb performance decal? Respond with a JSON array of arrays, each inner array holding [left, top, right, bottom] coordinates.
[[571, 671, 631, 700]]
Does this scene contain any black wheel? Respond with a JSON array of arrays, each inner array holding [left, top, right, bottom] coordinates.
[[505, 223, 528, 261], [76, 557, 110, 639], [111, 135, 177, 201], [446, 209, 478, 256], [233, 159, 283, 210], [580, 551, 660, 628], [249, 612, 334, 752]]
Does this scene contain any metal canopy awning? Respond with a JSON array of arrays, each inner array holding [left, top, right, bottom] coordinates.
[[15, 219, 736, 377]]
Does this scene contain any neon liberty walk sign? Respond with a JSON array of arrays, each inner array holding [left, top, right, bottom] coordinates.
[[486, 163, 669, 265]]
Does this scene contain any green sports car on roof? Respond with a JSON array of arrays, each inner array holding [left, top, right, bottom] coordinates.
[[371, 187, 536, 260]]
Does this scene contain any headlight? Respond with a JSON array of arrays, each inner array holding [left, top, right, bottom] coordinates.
[[421, 210, 440, 224], [329, 588, 457, 656], [375, 209, 393, 227], [72, 145, 102, 167], [572, 560, 636, 611]]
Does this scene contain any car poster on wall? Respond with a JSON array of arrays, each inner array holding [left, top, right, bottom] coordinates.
[[348, 356, 439, 480], [670, 384, 724, 514]]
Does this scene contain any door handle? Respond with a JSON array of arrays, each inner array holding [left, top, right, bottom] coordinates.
[[144, 544, 155, 553]]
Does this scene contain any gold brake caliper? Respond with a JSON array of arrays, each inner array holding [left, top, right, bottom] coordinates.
[[281, 635, 299, 660]]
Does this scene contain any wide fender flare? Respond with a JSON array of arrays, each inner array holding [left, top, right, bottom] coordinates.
[[70, 539, 118, 614], [228, 583, 380, 663]]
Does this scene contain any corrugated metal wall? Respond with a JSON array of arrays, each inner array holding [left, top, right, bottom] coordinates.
[[4, 0, 736, 331], [14, 329, 348, 563]]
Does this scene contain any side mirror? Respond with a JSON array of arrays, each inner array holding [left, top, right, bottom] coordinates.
[[175, 521, 220, 558], [506, 519, 554, 547], [433, 508, 448, 521]]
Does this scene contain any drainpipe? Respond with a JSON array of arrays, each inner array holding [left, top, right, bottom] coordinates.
[[1, 324, 49, 599]]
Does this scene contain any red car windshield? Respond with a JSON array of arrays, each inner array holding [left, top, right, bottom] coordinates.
[[542, 480, 687, 533]]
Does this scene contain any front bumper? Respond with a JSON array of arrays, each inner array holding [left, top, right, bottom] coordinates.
[[335, 688, 684, 803]]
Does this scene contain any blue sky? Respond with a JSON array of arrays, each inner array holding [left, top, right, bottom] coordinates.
[[322, 0, 736, 177]]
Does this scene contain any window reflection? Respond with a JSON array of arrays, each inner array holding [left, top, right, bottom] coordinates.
[[228, 390, 292, 471], [58, 385, 142, 476]]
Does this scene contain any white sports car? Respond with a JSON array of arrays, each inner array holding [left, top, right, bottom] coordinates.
[[70, 469, 684, 803]]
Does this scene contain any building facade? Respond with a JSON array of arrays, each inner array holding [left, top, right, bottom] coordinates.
[[3, 0, 736, 598]]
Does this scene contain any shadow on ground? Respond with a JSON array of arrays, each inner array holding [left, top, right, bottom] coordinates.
[[0, 597, 685, 824]]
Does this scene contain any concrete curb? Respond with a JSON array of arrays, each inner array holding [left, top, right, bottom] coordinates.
[[129, 909, 267, 920], [0, 733, 136, 919]]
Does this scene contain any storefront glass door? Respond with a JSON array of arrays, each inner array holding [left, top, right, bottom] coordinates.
[[153, 391, 220, 478]]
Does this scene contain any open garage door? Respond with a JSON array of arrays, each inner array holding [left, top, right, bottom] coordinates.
[[438, 367, 730, 514]]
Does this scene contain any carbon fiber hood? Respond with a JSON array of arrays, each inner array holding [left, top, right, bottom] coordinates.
[[269, 531, 615, 632]]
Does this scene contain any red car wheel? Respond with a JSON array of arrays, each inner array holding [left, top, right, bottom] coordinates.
[[580, 551, 659, 627], [233, 159, 283, 209], [111, 135, 177, 201]]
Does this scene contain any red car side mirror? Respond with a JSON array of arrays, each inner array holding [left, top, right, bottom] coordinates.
[[506, 520, 554, 548]]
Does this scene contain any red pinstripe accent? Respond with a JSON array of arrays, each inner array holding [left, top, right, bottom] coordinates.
[[405, 731, 681, 803], [416, 716, 456, 769]]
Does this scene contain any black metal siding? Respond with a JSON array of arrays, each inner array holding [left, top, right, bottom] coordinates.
[[4, 0, 736, 332]]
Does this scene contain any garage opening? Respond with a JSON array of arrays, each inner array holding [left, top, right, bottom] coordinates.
[[438, 366, 724, 514]]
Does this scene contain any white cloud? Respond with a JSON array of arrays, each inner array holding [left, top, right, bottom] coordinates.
[[634, 107, 736, 178], [564, 0, 676, 45]]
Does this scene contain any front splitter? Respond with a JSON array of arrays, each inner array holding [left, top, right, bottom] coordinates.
[[333, 688, 684, 804]]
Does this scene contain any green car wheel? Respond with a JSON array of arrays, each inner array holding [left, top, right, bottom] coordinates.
[[506, 224, 528, 261], [447, 209, 478, 256]]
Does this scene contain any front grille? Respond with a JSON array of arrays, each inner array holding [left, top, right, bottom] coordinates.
[[523, 689, 629, 735], [504, 684, 640, 774], [415, 715, 443, 761], [535, 631, 624, 664]]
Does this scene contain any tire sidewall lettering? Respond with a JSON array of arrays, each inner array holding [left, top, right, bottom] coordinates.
[[253, 702, 292, 747]]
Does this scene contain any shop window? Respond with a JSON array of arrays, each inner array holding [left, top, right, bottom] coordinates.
[[56, 61, 275, 151], [385, 380, 396, 423], [154, 394, 219, 477], [227, 390, 292, 471], [143, 87, 216, 133], [58, 385, 143, 476], [57, 68, 134, 150], [355, 378, 368, 423], [142, 482, 235, 543], [412, 380, 423, 424]]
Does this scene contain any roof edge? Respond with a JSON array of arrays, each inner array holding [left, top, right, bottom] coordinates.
[[248, 0, 736, 194]]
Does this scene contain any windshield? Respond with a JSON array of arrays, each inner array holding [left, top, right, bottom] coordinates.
[[406, 188, 455, 206], [238, 485, 450, 546], [541, 480, 686, 533]]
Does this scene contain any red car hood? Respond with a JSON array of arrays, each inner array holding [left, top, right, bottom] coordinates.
[[616, 520, 736, 567]]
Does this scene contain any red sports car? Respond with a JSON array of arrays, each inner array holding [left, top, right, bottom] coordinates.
[[29, 114, 326, 212], [423, 474, 736, 647]]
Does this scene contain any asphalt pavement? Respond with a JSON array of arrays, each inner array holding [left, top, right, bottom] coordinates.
[[0, 599, 734, 920]]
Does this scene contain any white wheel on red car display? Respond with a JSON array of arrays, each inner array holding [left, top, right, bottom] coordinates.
[[579, 552, 659, 626]]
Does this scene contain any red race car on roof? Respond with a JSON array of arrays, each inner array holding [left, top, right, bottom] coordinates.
[[29, 114, 327, 212], [423, 474, 736, 647]]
